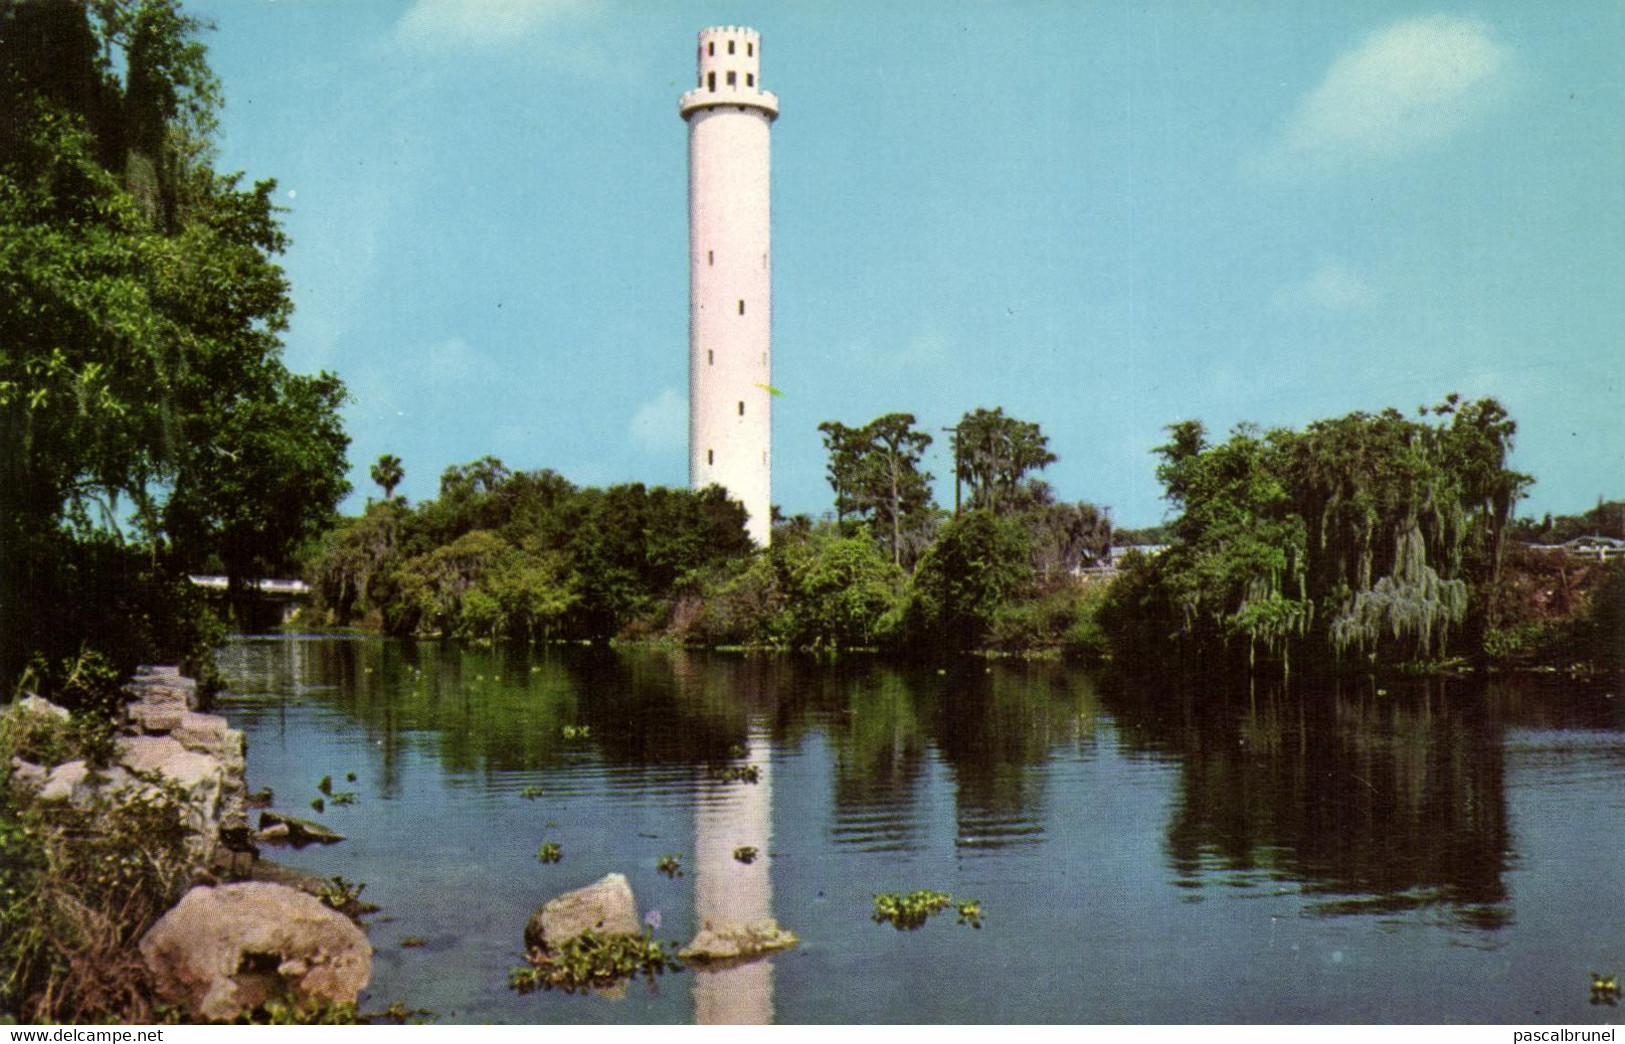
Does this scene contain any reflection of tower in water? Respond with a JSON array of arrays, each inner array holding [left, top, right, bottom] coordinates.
[[690, 728, 774, 1024]]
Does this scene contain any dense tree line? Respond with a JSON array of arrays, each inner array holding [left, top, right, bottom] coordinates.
[[1, 0, 349, 690], [1100, 397, 1530, 673], [317, 406, 1114, 655]]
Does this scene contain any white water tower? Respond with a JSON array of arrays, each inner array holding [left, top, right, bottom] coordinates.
[[680, 27, 778, 546]]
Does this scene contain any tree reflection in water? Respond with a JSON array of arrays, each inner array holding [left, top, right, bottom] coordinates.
[[1105, 673, 1513, 929]]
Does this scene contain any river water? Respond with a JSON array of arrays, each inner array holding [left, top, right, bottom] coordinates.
[[213, 637, 1624, 1024]]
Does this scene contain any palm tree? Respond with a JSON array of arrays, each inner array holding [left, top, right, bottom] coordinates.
[[370, 453, 404, 502]]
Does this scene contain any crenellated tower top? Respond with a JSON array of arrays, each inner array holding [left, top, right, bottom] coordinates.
[[679, 26, 779, 121]]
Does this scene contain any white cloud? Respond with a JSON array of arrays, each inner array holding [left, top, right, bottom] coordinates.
[[1261, 15, 1509, 174], [396, 0, 585, 53], [1273, 257, 1375, 312], [629, 387, 686, 454]]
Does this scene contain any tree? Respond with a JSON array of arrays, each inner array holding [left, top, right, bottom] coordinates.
[[902, 510, 1033, 652], [952, 407, 1057, 515], [370, 453, 404, 502], [1102, 398, 1530, 673], [818, 413, 936, 567], [0, 1, 350, 682], [1016, 481, 1112, 577]]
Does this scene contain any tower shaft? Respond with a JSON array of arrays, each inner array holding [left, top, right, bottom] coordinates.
[[681, 27, 778, 547]]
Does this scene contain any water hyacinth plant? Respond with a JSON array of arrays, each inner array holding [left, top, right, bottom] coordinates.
[[732, 845, 758, 864], [711, 764, 761, 784], [872, 890, 984, 931], [657, 854, 684, 878], [508, 929, 682, 995], [537, 841, 563, 864]]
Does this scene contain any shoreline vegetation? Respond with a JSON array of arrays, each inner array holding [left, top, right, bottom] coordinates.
[[293, 425, 1620, 682]]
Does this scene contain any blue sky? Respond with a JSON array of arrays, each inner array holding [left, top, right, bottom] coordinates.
[[190, 0, 1623, 528]]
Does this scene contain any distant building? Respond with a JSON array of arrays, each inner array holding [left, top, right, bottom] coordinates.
[[680, 27, 778, 547]]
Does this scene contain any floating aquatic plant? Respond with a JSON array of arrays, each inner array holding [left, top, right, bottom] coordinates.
[[1592, 972, 1620, 1006], [329, 791, 357, 806], [518, 786, 545, 800], [871, 890, 952, 930], [732, 845, 758, 864], [872, 890, 985, 931], [317, 775, 333, 796], [508, 929, 683, 995], [711, 764, 761, 784], [401, 937, 425, 948], [537, 841, 563, 864], [310, 797, 325, 813], [657, 854, 684, 878], [561, 725, 591, 739], [317, 876, 378, 917]]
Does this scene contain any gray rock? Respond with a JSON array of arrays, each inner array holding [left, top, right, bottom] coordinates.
[[679, 920, 798, 963], [524, 872, 640, 954], [37, 759, 90, 803], [172, 712, 246, 776], [128, 700, 186, 734], [14, 695, 70, 722], [140, 882, 371, 1021], [9, 757, 48, 792], [256, 811, 345, 846], [116, 735, 225, 851]]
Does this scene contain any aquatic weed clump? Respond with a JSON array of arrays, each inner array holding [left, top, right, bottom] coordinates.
[[508, 929, 683, 995], [871, 890, 983, 931]]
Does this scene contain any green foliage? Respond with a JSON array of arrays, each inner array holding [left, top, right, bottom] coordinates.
[[902, 510, 1033, 652], [1593, 972, 1620, 1006], [316, 876, 370, 914], [370, 454, 404, 502], [509, 929, 682, 995], [870, 890, 985, 931], [1102, 399, 1529, 672], [536, 841, 562, 863], [870, 890, 952, 930], [0, 768, 192, 1023], [780, 531, 906, 649], [818, 413, 937, 567], [732, 845, 758, 864], [710, 763, 761, 784], [1510, 500, 1625, 544], [0, 0, 349, 687], [952, 407, 1057, 515], [656, 854, 683, 878]]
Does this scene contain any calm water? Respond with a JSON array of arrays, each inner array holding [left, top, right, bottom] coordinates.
[[213, 638, 1624, 1024]]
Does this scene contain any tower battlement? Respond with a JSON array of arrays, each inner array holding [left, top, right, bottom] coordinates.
[[680, 25, 779, 120]]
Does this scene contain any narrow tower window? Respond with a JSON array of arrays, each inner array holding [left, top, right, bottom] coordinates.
[[738, 401, 745, 416], [747, 42, 754, 57], [708, 449, 714, 465], [707, 72, 715, 92], [708, 42, 714, 56], [728, 40, 735, 54], [708, 350, 714, 365], [738, 299, 745, 315], [746, 73, 754, 87], [707, 249, 714, 266], [726, 71, 736, 86]]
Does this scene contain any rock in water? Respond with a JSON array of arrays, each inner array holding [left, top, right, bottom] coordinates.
[[524, 872, 640, 954], [140, 882, 371, 1021], [680, 919, 798, 963], [257, 810, 345, 846]]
